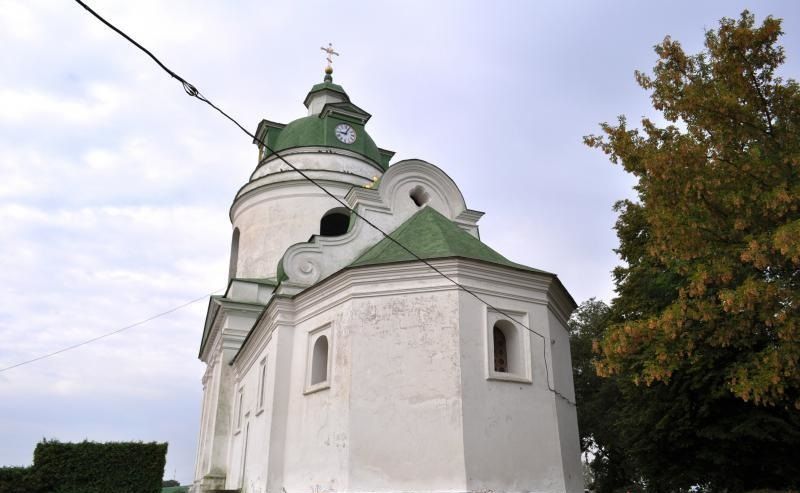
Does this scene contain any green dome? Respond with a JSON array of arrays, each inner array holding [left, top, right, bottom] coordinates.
[[272, 115, 386, 170], [254, 77, 395, 171]]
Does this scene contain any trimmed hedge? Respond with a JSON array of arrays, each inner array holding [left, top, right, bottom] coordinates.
[[0, 439, 167, 493], [0, 466, 42, 493]]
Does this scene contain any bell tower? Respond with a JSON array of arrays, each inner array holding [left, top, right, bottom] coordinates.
[[192, 64, 395, 491], [229, 70, 394, 282]]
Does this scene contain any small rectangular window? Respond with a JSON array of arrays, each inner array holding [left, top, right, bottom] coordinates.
[[257, 357, 268, 411], [235, 388, 244, 431]]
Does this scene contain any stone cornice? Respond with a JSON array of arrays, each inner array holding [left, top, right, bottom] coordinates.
[[198, 296, 266, 362], [231, 258, 571, 370], [545, 276, 578, 326]]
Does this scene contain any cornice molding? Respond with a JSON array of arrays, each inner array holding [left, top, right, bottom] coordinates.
[[231, 258, 567, 369]]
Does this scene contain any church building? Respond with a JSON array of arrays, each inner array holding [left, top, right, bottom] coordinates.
[[191, 59, 582, 493]]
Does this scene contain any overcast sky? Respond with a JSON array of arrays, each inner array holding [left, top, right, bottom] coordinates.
[[1, 0, 798, 485]]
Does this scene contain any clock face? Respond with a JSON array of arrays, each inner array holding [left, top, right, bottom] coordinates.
[[334, 123, 357, 144]]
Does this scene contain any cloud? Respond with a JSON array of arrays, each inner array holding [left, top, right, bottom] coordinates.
[[0, 1, 41, 40], [0, 84, 124, 125]]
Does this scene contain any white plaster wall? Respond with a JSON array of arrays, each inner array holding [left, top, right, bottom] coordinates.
[[547, 310, 583, 493], [195, 362, 217, 479], [233, 279, 467, 493], [280, 305, 352, 493], [457, 290, 579, 493], [219, 261, 579, 493], [209, 348, 237, 479], [307, 92, 346, 115], [249, 151, 380, 183], [345, 291, 466, 492], [225, 334, 278, 493], [232, 181, 353, 280], [231, 150, 388, 281]]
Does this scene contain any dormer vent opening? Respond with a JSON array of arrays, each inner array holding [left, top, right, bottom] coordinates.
[[320, 208, 351, 237], [409, 185, 430, 207]]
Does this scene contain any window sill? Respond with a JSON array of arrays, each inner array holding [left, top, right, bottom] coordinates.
[[487, 371, 532, 384], [303, 381, 330, 395]]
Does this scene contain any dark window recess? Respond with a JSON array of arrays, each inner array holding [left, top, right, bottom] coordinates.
[[320, 212, 350, 236], [228, 228, 240, 280], [494, 326, 508, 373]]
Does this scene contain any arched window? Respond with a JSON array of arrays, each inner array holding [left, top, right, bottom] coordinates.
[[228, 228, 240, 280], [310, 336, 329, 385], [493, 325, 508, 373], [493, 320, 518, 374], [487, 313, 531, 382], [320, 208, 350, 237]]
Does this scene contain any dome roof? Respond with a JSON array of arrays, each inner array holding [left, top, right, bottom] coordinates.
[[254, 76, 394, 171], [272, 114, 386, 170]]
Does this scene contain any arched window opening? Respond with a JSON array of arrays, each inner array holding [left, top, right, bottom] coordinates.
[[409, 185, 430, 207], [493, 320, 517, 374], [320, 208, 350, 237], [228, 228, 240, 280], [494, 325, 508, 373], [311, 336, 329, 385]]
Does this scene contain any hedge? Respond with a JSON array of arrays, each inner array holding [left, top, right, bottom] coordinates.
[[0, 439, 167, 493], [0, 466, 42, 493]]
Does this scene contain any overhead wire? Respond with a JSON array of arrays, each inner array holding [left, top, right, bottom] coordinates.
[[69, 0, 574, 405], [0, 290, 223, 374]]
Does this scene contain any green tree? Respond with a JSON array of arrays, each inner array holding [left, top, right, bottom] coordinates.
[[586, 12, 800, 409], [569, 299, 635, 493], [572, 298, 800, 492], [580, 11, 800, 491], [586, 9, 799, 413]]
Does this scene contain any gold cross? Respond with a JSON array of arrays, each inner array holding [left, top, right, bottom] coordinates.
[[320, 42, 339, 69]]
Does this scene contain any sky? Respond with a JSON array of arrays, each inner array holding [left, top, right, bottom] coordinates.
[[1, 0, 798, 485]]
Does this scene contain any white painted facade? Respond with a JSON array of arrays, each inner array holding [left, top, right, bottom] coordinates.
[[191, 78, 582, 493]]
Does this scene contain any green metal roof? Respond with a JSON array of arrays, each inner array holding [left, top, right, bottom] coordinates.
[[306, 81, 348, 100], [270, 115, 387, 170], [255, 77, 392, 170], [350, 206, 550, 274]]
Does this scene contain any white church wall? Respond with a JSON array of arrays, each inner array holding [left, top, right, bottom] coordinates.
[[249, 150, 380, 183], [243, 264, 472, 493], [226, 332, 279, 493], [231, 180, 354, 280], [548, 309, 583, 493], [199, 347, 238, 486], [345, 289, 466, 492], [280, 302, 352, 493], [456, 275, 581, 493]]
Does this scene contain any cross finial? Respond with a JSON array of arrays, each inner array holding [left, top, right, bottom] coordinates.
[[320, 42, 339, 81]]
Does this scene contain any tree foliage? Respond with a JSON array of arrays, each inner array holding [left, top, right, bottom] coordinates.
[[571, 297, 800, 492], [575, 11, 800, 492], [585, 11, 800, 409]]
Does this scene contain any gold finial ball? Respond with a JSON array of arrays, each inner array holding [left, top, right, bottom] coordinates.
[[325, 65, 333, 75]]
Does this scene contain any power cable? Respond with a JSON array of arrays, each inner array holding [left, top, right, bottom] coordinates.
[[0, 290, 222, 374], [71, 0, 575, 405]]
